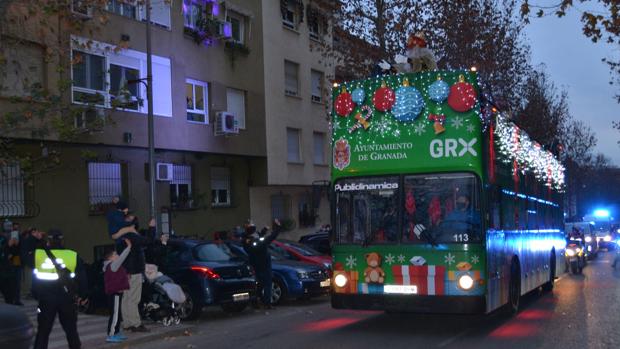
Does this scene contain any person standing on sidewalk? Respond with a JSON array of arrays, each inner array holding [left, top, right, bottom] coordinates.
[[118, 216, 150, 333], [103, 238, 132, 343], [8, 222, 23, 305], [33, 230, 88, 349], [243, 219, 282, 309]]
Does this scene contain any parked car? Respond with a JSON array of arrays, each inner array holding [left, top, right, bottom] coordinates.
[[161, 239, 257, 320], [272, 239, 332, 269], [298, 231, 331, 255], [224, 241, 331, 304]]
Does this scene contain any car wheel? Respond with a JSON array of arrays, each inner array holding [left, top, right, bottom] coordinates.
[[271, 279, 286, 305], [178, 289, 202, 321], [221, 302, 248, 313], [507, 258, 521, 315]]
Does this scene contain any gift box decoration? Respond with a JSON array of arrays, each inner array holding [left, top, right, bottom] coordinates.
[[445, 270, 484, 296], [333, 270, 359, 294], [391, 265, 446, 295], [358, 282, 384, 294]]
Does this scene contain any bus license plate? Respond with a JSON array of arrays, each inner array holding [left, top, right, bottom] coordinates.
[[384, 285, 417, 294], [233, 293, 250, 302], [320, 279, 331, 287]]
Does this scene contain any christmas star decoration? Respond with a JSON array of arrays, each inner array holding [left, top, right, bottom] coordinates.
[[413, 122, 426, 136], [385, 254, 395, 265], [397, 254, 406, 263], [466, 124, 475, 133], [450, 116, 464, 129], [345, 255, 357, 269], [444, 253, 455, 265], [471, 255, 480, 264]]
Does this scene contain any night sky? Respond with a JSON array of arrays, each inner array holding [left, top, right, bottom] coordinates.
[[524, 4, 619, 165]]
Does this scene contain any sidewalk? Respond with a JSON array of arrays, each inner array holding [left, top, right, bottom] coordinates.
[[22, 299, 194, 349]]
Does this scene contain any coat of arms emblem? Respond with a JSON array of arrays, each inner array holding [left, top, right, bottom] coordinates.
[[333, 138, 351, 170]]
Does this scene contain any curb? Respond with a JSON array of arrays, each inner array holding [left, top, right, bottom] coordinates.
[[92, 324, 196, 349]]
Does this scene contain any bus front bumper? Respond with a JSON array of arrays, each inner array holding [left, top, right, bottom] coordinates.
[[331, 293, 486, 314]]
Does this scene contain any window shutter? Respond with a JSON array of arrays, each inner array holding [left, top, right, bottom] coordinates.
[[313, 132, 324, 164], [140, 0, 171, 28], [287, 128, 300, 162], [284, 61, 298, 95], [311, 70, 322, 99], [151, 57, 172, 117], [226, 88, 246, 129]]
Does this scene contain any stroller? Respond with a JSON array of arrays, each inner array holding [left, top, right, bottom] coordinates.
[[141, 264, 186, 326]]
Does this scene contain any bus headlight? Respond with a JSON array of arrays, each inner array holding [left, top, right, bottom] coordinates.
[[585, 236, 592, 243], [334, 274, 348, 288], [458, 275, 474, 290]]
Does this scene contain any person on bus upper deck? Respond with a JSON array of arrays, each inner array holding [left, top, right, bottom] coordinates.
[[441, 195, 480, 233]]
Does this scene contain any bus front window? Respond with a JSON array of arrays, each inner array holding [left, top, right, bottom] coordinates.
[[335, 176, 399, 244], [403, 173, 481, 244]]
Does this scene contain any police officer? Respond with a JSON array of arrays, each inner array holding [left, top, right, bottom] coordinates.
[[32, 230, 88, 349], [243, 219, 282, 309]]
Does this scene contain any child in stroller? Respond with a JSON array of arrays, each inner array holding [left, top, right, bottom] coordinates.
[[141, 264, 186, 326]]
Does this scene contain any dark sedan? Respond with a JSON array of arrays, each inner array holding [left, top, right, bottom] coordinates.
[[161, 239, 257, 320], [224, 241, 331, 304]]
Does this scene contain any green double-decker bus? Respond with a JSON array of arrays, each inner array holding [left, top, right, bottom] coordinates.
[[329, 70, 565, 314]]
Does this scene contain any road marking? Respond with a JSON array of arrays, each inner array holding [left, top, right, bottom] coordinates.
[[437, 328, 472, 348]]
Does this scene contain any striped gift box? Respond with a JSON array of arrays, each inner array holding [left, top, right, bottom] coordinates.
[[358, 282, 384, 294], [391, 265, 446, 295]]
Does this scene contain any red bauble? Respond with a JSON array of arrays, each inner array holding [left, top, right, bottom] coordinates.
[[335, 89, 354, 117], [372, 82, 395, 112], [448, 76, 477, 112]]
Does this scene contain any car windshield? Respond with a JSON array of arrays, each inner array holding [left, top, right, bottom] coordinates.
[[194, 243, 235, 262], [280, 240, 322, 256]]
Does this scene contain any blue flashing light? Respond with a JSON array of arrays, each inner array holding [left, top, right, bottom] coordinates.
[[593, 209, 610, 218]]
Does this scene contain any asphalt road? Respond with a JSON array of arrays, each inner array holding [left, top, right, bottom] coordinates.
[[132, 251, 620, 349]]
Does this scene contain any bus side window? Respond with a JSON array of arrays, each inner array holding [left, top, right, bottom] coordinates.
[[337, 197, 350, 243], [353, 196, 368, 244]]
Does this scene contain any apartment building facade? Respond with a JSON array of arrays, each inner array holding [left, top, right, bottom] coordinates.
[[0, 0, 333, 260]]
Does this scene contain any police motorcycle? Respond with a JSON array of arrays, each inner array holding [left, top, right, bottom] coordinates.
[[613, 239, 620, 270], [565, 237, 587, 274]]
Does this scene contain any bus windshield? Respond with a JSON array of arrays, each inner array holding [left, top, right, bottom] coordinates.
[[335, 173, 482, 244]]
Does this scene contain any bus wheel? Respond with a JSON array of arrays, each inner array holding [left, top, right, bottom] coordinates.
[[507, 258, 521, 315], [542, 251, 555, 292]]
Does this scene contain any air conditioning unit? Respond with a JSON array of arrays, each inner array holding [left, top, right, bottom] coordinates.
[[74, 108, 104, 130], [71, 0, 92, 19], [217, 21, 233, 39], [214, 112, 239, 136], [156, 163, 173, 181]]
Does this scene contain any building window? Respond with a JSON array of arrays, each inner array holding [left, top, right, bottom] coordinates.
[[282, 0, 297, 29], [109, 64, 140, 110], [170, 164, 193, 209], [71, 50, 106, 106], [287, 128, 301, 163], [107, 0, 137, 19], [71, 36, 173, 117], [183, 0, 203, 29], [271, 194, 291, 221], [186, 79, 209, 123], [88, 162, 126, 214], [211, 167, 231, 207], [298, 192, 315, 227], [284, 60, 299, 97], [310, 70, 323, 103], [0, 164, 25, 217], [226, 12, 244, 44], [313, 132, 325, 165], [226, 88, 246, 129]]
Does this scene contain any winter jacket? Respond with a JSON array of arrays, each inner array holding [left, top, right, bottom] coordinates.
[[107, 210, 134, 237], [117, 233, 147, 274], [243, 226, 282, 272]]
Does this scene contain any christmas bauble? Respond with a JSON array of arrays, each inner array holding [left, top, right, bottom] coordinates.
[[372, 82, 396, 112], [351, 88, 365, 105], [428, 77, 449, 103], [392, 79, 424, 122], [448, 75, 477, 112], [335, 88, 354, 117]]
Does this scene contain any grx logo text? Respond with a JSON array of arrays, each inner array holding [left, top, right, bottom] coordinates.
[[429, 138, 478, 158]]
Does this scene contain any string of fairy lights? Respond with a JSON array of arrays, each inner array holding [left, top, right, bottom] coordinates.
[[330, 70, 566, 191]]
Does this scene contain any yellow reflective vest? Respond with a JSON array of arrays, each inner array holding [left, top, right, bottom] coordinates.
[[34, 249, 77, 281]]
